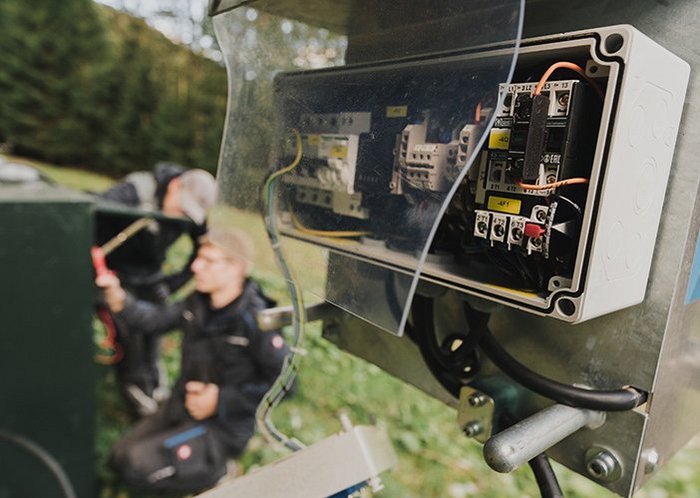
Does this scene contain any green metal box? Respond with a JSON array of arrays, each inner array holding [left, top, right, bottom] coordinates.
[[0, 184, 97, 498]]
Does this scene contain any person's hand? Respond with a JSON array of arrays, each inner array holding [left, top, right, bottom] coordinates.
[[185, 381, 219, 420], [95, 272, 126, 313]]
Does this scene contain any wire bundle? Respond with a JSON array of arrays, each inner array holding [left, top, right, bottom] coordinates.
[[255, 129, 307, 451]]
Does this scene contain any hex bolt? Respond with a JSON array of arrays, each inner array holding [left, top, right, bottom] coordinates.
[[586, 449, 619, 481], [643, 449, 659, 475], [463, 421, 483, 438], [468, 393, 487, 408]]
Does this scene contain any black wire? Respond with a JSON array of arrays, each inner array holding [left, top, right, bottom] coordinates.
[[472, 309, 647, 411], [553, 194, 583, 218], [529, 453, 564, 498], [0, 430, 77, 498], [409, 296, 462, 398], [485, 247, 531, 285], [514, 251, 542, 290]]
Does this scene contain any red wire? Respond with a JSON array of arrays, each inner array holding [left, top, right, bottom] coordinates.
[[96, 307, 123, 365]]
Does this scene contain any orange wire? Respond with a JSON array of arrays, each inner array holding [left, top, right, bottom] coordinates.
[[533, 61, 604, 100], [517, 177, 589, 191]]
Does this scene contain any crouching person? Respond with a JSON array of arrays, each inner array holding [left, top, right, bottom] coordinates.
[[96, 227, 289, 494]]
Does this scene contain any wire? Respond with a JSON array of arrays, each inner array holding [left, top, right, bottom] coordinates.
[[517, 178, 589, 191], [476, 318, 647, 411], [291, 211, 369, 238], [256, 129, 306, 452], [409, 296, 462, 398], [0, 430, 77, 498], [533, 61, 604, 100], [95, 308, 124, 365], [408, 296, 486, 398], [553, 194, 583, 218], [529, 453, 564, 498]]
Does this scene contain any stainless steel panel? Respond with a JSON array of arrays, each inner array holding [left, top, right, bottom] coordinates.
[[198, 424, 397, 498]]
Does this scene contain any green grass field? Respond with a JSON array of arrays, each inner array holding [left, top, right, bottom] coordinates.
[[9, 154, 700, 498]]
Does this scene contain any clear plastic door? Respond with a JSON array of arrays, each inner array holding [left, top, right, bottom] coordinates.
[[212, 0, 525, 334]]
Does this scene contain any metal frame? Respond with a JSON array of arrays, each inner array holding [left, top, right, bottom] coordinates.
[[321, 16, 699, 498]]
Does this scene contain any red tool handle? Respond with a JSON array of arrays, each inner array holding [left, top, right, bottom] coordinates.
[[91, 246, 121, 364], [91, 246, 111, 277]]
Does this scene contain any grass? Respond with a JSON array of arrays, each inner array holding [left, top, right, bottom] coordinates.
[[12, 155, 700, 498], [3, 154, 115, 192]]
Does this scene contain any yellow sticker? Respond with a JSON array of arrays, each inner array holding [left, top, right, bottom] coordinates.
[[306, 134, 321, 145], [386, 106, 408, 118], [330, 145, 348, 158], [488, 196, 521, 215], [488, 128, 511, 150]]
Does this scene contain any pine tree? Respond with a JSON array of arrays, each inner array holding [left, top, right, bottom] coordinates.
[[0, 0, 109, 164], [98, 18, 159, 173]]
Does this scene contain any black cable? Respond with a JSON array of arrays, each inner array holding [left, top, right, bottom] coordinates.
[[472, 309, 647, 411], [529, 453, 564, 498], [410, 296, 463, 398], [553, 194, 582, 218], [0, 430, 77, 498]]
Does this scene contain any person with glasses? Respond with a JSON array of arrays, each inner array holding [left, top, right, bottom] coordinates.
[[96, 162, 218, 417], [96, 227, 288, 493]]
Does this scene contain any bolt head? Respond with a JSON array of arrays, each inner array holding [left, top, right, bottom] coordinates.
[[643, 449, 659, 475], [586, 449, 619, 481], [463, 421, 483, 438], [468, 393, 487, 408]]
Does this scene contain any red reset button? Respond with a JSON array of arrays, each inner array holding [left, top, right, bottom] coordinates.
[[524, 223, 545, 239]]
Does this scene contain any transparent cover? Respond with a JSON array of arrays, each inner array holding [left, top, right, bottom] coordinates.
[[212, 0, 524, 334]]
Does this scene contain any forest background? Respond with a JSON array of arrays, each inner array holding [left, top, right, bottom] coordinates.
[[0, 0, 227, 176]]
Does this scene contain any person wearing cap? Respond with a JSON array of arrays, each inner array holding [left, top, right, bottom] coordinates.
[[96, 227, 288, 493], [96, 162, 218, 417]]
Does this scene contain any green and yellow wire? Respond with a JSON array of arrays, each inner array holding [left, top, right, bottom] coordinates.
[[256, 129, 307, 451]]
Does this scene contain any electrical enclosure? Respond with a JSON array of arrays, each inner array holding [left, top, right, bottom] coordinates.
[[272, 25, 689, 325]]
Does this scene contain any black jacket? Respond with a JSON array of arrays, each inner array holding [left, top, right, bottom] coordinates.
[[96, 163, 204, 293], [116, 280, 289, 455]]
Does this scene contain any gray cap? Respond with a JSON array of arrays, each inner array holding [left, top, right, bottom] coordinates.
[[200, 227, 255, 275], [179, 169, 217, 224]]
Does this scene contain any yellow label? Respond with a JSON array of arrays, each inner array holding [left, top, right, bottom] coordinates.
[[488, 128, 511, 150], [386, 105, 408, 118], [488, 196, 521, 215], [306, 134, 321, 145], [330, 145, 348, 158]]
